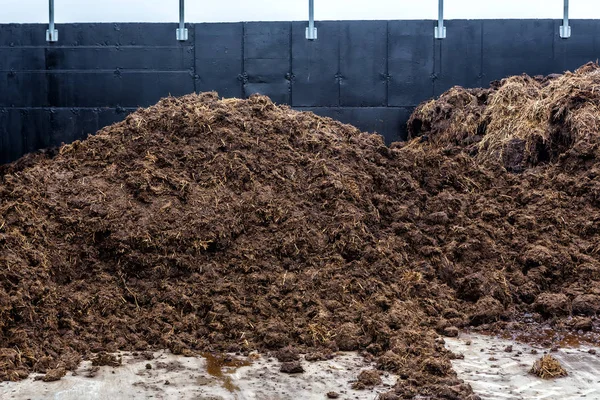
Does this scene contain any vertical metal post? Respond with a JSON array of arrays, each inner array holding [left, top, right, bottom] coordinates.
[[306, 0, 317, 40], [176, 0, 188, 41], [434, 0, 446, 39], [46, 0, 58, 42], [560, 0, 571, 39]]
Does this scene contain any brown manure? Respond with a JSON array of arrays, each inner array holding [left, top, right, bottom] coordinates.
[[530, 355, 568, 379], [3, 66, 600, 398], [409, 62, 600, 172]]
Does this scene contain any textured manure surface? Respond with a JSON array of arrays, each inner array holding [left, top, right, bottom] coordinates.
[[2, 64, 600, 399]]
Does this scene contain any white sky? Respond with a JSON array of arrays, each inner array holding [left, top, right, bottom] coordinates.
[[1, 0, 600, 23]]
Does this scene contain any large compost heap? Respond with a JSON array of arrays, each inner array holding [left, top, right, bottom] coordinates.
[[2, 63, 600, 399]]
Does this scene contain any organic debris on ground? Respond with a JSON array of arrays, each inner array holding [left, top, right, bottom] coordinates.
[[352, 369, 382, 389], [530, 355, 568, 379], [1, 63, 600, 399]]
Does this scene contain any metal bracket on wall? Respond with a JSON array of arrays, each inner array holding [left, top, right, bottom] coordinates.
[[305, 0, 317, 40], [434, 0, 446, 39], [176, 0, 188, 41], [46, 0, 58, 42], [560, 0, 571, 39]]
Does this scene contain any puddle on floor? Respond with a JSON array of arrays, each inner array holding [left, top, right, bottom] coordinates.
[[0, 351, 396, 400], [445, 333, 600, 400], [202, 352, 253, 392]]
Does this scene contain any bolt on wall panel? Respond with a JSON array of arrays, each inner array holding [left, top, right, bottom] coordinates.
[[195, 58, 243, 98], [97, 108, 135, 131]]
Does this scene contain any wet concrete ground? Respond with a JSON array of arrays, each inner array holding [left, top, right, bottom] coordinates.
[[445, 333, 600, 400], [0, 351, 396, 400], [2, 333, 599, 399]]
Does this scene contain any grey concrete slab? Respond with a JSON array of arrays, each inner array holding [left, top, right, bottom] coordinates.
[[0, 351, 397, 400], [446, 333, 600, 400]]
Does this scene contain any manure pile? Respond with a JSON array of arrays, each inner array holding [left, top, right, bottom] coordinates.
[[2, 63, 600, 399]]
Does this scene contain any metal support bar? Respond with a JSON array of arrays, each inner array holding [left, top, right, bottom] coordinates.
[[560, 0, 571, 39], [176, 0, 188, 41], [305, 0, 317, 40], [46, 0, 58, 42], [434, 0, 446, 39]]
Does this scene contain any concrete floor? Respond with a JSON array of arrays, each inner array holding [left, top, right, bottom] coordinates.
[[0, 351, 396, 400], [445, 333, 600, 400], [2, 333, 600, 399]]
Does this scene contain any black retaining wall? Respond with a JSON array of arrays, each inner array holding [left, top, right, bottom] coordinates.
[[1, 20, 600, 164]]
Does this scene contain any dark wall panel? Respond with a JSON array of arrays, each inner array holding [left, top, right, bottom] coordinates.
[[0, 109, 23, 163], [481, 20, 556, 84], [97, 108, 135, 130], [1, 71, 194, 108], [0, 24, 47, 46], [388, 20, 434, 107], [0, 23, 192, 46], [45, 71, 194, 108], [300, 107, 412, 143], [43, 47, 194, 71], [195, 23, 243, 98], [0, 48, 45, 71], [57, 23, 189, 47], [20, 109, 53, 154], [434, 20, 482, 96], [50, 108, 99, 147], [0, 109, 52, 160], [554, 20, 600, 73], [291, 21, 340, 107], [243, 22, 291, 104], [0, 72, 47, 107], [3, 20, 600, 164], [339, 21, 387, 107]]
